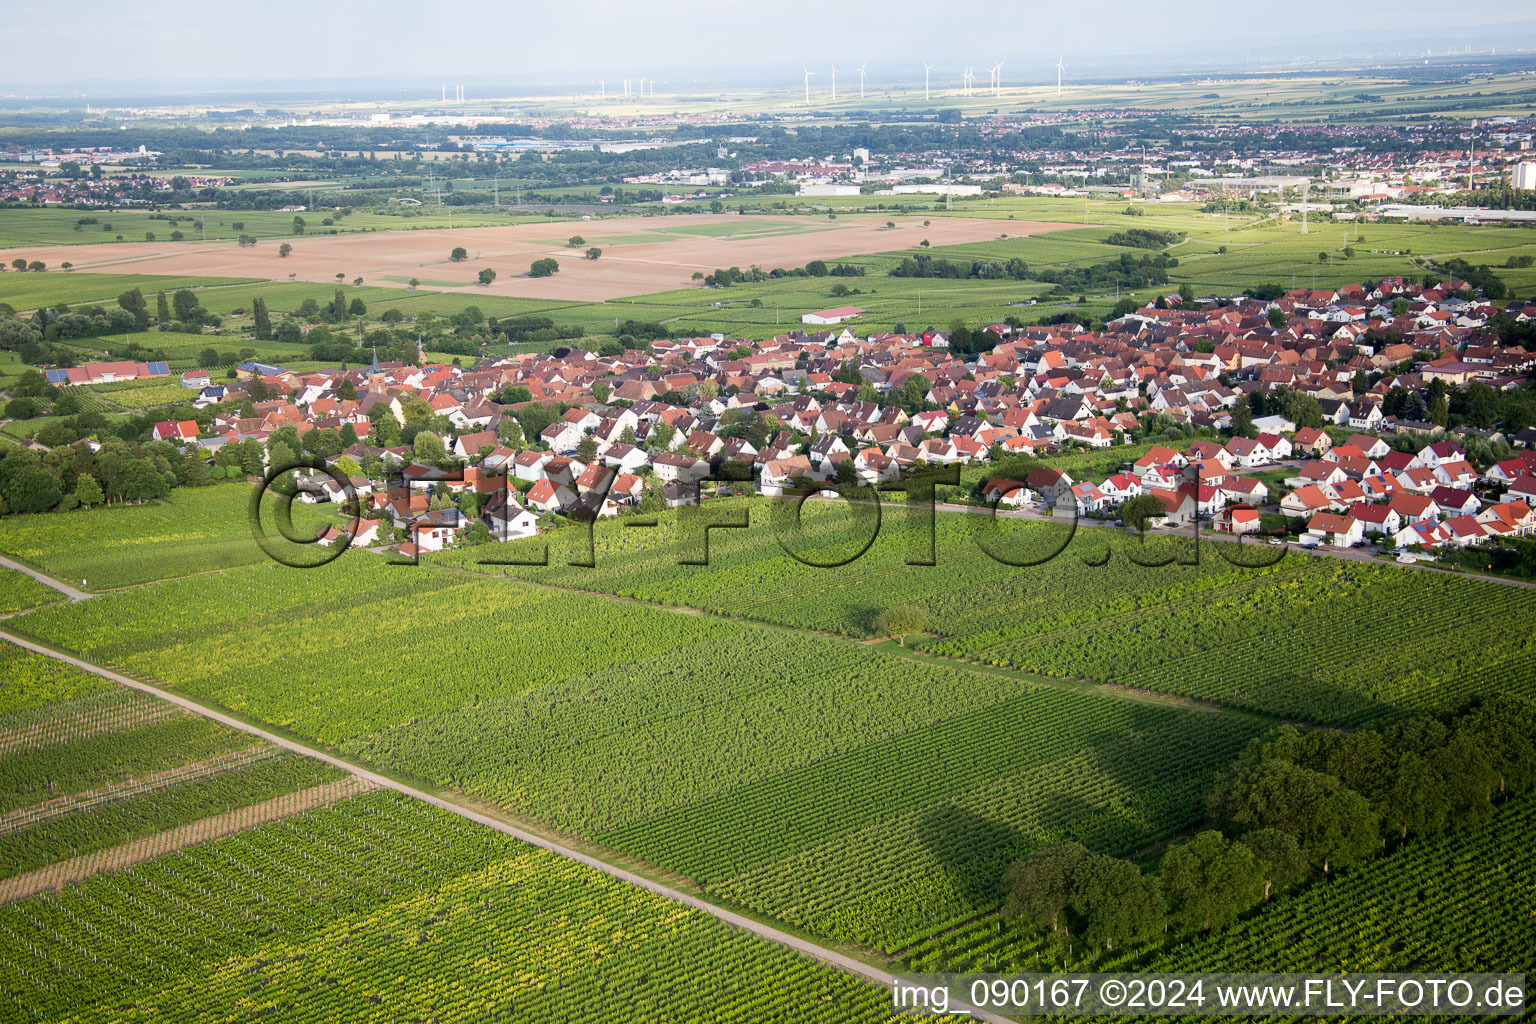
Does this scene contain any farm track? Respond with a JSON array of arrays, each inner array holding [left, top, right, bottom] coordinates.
[[0, 743, 282, 836], [0, 627, 1016, 1023], [0, 775, 374, 905], [0, 696, 185, 758], [0, 553, 93, 602]]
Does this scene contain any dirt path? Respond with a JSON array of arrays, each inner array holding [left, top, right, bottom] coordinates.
[[0, 629, 1012, 1023], [0, 775, 375, 904], [0, 553, 93, 602], [0, 743, 281, 836], [0, 694, 185, 757]]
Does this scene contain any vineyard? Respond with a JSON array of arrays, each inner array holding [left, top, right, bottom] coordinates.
[[0, 484, 337, 590], [0, 570, 64, 617], [437, 502, 1535, 724], [3, 488, 1531, 1002], [0, 791, 913, 1024], [1141, 794, 1536, 976], [7, 549, 1268, 970], [0, 653, 348, 886]]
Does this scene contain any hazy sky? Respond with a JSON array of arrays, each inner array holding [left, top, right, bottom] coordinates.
[[5, 0, 1536, 91]]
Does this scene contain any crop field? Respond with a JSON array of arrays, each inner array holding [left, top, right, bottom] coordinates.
[[4, 540, 1260, 966], [0, 272, 258, 312], [0, 654, 349, 885], [0, 213, 1075, 304], [0, 483, 342, 590], [0, 646, 108, 716], [0, 790, 913, 1024], [428, 502, 1536, 725], [0, 568, 64, 616], [0, 205, 547, 249]]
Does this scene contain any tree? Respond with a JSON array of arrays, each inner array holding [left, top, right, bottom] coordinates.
[[117, 288, 150, 330], [875, 604, 926, 646], [592, 380, 610, 404], [1069, 854, 1165, 951], [478, 268, 497, 286], [585, 247, 602, 260], [278, 243, 293, 258], [575, 435, 598, 464], [1209, 760, 1378, 875], [199, 348, 221, 369], [172, 289, 199, 321], [450, 247, 468, 262], [1377, 751, 1451, 840], [1119, 493, 1167, 533], [1231, 397, 1255, 437], [567, 235, 586, 247], [0, 459, 63, 514], [1237, 828, 1306, 901], [252, 297, 272, 340], [154, 290, 170, 323], [1002, 842, 1089, 933], [348, 298, 367, 316], [1267, 308, 1287, 328], [267, 441, 297, 473], [529, 258, 559, 278], [73, 474, 104, 508], [413, 430, 447, 465], [1159, 830, 1263, 933]]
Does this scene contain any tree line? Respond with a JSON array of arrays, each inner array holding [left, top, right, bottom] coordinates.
[[1002, 695, 1536, 953]]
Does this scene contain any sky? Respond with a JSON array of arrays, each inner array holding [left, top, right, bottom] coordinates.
[[4, 0, 1536, 93]]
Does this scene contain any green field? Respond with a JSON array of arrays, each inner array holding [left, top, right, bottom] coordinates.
[[8, 203, 1534, 348], [0, 568, 64, 616], [0, 790, 911, 1024], [0, 205, 549, 248], [0, 272, 259, 312], [430, 502, 1536, 725], [0, 483, 339, 589]]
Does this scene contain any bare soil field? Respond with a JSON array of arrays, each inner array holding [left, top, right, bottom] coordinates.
[[0, 214, 1076, 302]]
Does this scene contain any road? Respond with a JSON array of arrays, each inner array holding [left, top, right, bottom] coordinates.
[[0, 626, 1013, 1024], [0, 553, 94, 601]]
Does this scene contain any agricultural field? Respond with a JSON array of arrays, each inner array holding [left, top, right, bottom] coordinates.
[[3, 544, 1265, 962], [0, 213, 1073, 305], [0, 483, 339, 589], [0, 272, 258, 313], [0, 654, 348, 886], [0, 568, 64, 616], [435, 502, 1536, 724], [0, 790, 914, 1024], [0, 205, 548, 249]]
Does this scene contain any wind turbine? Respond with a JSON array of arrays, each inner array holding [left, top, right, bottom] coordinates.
[[991, 60, 1005, 95], [802, 63, 818, 105], [1055, 53, 1065, 98], [962, 67, 974, 97], [857, 62, 867, 99], [921, 62, 936, 101], [830, 62, 838, 101]]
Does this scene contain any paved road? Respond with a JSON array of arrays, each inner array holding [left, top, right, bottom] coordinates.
[[0, 628, 1012, 1024], [0, 553, 93, 601]]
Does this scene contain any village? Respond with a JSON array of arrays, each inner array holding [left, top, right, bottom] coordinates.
[[72, 270, 1521, 567]]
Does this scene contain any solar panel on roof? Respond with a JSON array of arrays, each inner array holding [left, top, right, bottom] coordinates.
[[45, 369, 69, 383], [147, 361, 170, 375]]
